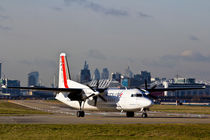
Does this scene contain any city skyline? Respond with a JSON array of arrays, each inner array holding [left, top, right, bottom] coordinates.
[[1, 0, 210, 86]]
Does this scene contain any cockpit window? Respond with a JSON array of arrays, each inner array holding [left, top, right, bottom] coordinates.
[[131, 93, 142, 97], [139, 89, 146, 94]]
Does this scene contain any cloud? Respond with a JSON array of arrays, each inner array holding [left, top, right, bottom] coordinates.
[[87, 49, 107, 60], [0, 15, 9, 20], [143, 50, 210, 68], [180, 50, 210, 62], [0, 25, 11, 31], [0, 6, 4, 11], [181, 50, 193, 57], [138, 12, 153, 18], [64, 0, 129, 17], [189, 35, 199, 41], [18, 59, 57, 68]]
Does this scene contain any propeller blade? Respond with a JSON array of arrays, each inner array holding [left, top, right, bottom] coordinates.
[[144, 80, 148, 90], [83, 93, 95, 100], [86, 84, 96, 92], [97, 88, 107, 93], [151, 84, 157, 89], [98, 94, 107, 102], [93, 96, 98, 106]]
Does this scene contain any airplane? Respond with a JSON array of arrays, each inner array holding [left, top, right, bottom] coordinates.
[[3, 53, 206, 118]]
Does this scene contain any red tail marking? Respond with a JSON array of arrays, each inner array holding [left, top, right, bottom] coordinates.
[[61, 56, 69, 88]]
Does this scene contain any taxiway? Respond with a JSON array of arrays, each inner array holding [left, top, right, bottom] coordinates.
[[0, 100, 209, 124]]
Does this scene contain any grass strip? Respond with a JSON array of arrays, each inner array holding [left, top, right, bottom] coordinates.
[[0, 101, 49, 115], [0, 124, 209, 140], [151, 105, 210, 114]]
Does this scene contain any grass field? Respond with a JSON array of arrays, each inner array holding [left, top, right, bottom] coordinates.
[[0, 101, 49, 116], [0, 124, 209, 140], [150, 104, 210, 114]]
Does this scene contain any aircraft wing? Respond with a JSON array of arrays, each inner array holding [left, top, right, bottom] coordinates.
[[4, 86, 83, 93], [147, 86, 206, 93]]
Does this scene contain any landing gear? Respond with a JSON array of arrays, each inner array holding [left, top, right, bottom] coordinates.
[[126, 111, 134, 117], [141, 112, 147, 118], [141, 108, 148, 118], [76, 101, 85, 117], [77, 111, 85, 117]]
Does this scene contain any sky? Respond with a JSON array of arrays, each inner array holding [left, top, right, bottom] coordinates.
[[0, 0, 210, 86]]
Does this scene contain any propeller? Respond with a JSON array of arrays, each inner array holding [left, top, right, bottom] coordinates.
[[86, 80, 107, 106], [142, 80, 158, 99]]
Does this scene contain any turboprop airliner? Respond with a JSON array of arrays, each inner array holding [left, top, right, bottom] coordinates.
[[4, 53, 205, 118]]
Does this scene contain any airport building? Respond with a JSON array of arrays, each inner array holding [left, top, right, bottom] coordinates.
[[1, 79, 21, 96], [162, 78, 208, 97]]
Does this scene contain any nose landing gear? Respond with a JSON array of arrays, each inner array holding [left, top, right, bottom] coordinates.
[[141, 112, 148, 118], [141, 108, 148, 118]]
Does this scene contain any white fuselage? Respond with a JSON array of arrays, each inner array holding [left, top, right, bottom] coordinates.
[[55, 88, 153, 112]]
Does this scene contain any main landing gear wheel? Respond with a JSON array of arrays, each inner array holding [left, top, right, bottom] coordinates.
[[141, 113, 148, 118], [126, 111, 134, 117], [77, 111, 85, 117]]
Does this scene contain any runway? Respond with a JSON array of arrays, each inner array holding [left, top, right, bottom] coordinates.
[[0, 100, 210, 124]]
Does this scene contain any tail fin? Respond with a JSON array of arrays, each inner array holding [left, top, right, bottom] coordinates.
[[59, 53, 71, 88], [58, 53, 89, 89]]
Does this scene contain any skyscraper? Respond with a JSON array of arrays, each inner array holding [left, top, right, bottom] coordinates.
[[125, 66, 133, 78], [140, 71, 151, 83], [80, 61, 91, 83], [94, 68, 100, 80], [101, 68, 109, 79], [28, 71, 39, 87]]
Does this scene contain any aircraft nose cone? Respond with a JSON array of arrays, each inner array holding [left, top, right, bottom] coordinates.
[[146, 98, 153, 108]]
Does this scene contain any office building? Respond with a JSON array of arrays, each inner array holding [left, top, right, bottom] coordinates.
[[94, 68, 100, 80], [101, 68, 109, 79], [140, 71, 151, 83], [28, 71, 39, 87], [112, 72, 121, 83]]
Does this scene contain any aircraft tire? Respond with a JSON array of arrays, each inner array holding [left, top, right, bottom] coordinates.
[[80, 111, 85, 117], [142, 113, 147, 118], [126, 111, 134, 117], [77, 111, 85, 117]]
